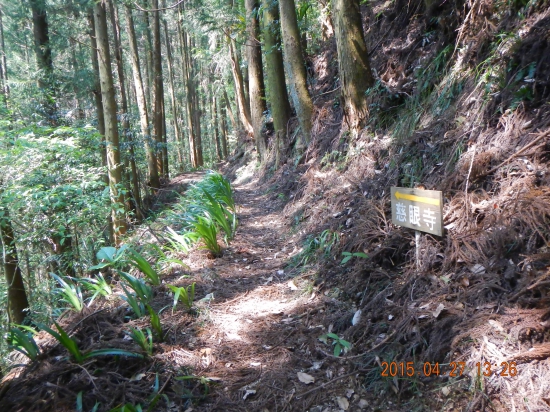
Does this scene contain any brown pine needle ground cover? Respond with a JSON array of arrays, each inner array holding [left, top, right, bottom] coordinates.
[[3, 1, 550, 411], [0, 175, 397, 412]]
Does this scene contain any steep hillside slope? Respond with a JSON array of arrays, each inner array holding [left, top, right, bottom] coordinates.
[[248, 1, 550, 410], [1, 1, 549, 411]]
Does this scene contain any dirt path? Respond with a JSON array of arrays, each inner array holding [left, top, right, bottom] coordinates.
[[177, 177, 367, 411], [0, 174, 368, 412]]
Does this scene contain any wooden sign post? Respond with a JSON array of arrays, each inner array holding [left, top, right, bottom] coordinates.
[[390, 187, 444, 270]]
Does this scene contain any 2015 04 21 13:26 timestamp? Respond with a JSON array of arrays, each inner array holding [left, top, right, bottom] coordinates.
[[380, 361, 518, 377]]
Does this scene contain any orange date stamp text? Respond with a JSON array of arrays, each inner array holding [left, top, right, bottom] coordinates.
[[380, 361, 518, 378]]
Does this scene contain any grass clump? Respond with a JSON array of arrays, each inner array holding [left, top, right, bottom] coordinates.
[[165, 171, 237, 257]]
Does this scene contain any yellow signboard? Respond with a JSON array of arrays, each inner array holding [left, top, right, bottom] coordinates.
[[391, 187, 444, 236]]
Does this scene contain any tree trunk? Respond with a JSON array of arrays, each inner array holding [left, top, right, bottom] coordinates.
[[212, 89, 223, 160], [318, 0, 334, 41], [69, 38, 84, 119], [124, 5, 160, 192], [151, 0, 165, 178], [0, 201, 29, 325], [109, 0, 143, 221], [220, 100, 229, 158], [0, 10, 10, 107], [141, 1, 154, 111], [279, 0, 313, 148], [333, 0, 374, 131], [88, 9, 114, 245], [177, 5, 199, 168], [94, 0, 127, 245], [245, 0, 267, 160], [223, 88, 238, 131], [190, 38, 203, 166], [29, 0, 56, 123], [262, 0, 291, 167], [228, 38, 253, 135], [162, 13, 184, 171], [161, 87, 169, 175]]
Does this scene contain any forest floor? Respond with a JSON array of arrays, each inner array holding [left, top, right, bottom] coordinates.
[[0, 171, 413, 412], [1, 165, 550, 412]]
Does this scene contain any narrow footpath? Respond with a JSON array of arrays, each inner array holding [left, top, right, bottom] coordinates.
[[182, 176, 368, 411]]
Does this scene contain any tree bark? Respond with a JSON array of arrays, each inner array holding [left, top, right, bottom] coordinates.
[[220, 100, 229, 158], [109, 0, 143, 221], [211, 88, 222, 160], [228, 38, 253, 135], [333, 0, 374, 131], [0, 10, 10, 107], [69, 37, 84, 119], [88, 9, 115, 245], [262, 0, 291, 167], [245, 0, 267, 159], [124, 5, 160, 192], [94, 0, 127, 245], [0, 200, 29, 325], [29, 0, 56, 123], [190, 37, 203, 166], [162, 12, 184, 171], [177, 6, 199, 168], [279, 0, 313, 148], [140, 1, 154, 111], [223, 88, 238, 131], [151, 0, 166, 178]]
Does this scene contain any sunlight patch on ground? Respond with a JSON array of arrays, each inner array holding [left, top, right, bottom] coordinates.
[[211, 287, 304, 342], [234, 159, 257, 185]]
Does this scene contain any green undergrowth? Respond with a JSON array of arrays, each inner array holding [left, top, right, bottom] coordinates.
[[1, 170, 237, 381], [161, 171, 238, 256]]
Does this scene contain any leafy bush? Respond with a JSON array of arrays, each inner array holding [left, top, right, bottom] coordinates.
[[186, 214, 221, 256], [146, 304, 163, 341], [121, 285, 146, 318], [291, 229, 340, 268], [319, 333, 351, 357], [118, 272, 153, 303], [341, 251, 368, 264], [200, 189, 236, 242], [118, 272, 153, 318]]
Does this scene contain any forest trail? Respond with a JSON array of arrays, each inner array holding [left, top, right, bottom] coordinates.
[[0, 172, 373, 412], [173, 174, 363, 412]]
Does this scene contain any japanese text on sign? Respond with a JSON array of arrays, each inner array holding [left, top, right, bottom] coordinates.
[[390, 187, 444, 236]]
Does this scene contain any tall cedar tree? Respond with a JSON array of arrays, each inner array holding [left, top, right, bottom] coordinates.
[[262, 0, 291, 167], [177, 5, 202, 167], [151, 0, 167, 178], [29, 0, 56, 123], [94, 0, 128, 245], [124, 5, 160, 191], [0, 10, 9, 106], [109, 0, 143, 221], [88, 9, 115, 245], [279, 0, 313, 148], [333, 0, 374, 130], [162, 7, 186, 169], [0, 197, 30, 325], [245, 0, 267, 159], [228, 35, 253, 135]]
